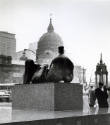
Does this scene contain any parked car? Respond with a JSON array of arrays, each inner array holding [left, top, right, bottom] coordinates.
[[0, 90, 11, 102]]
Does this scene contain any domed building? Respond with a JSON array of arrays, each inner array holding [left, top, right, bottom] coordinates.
[[14, 18, 86, 84], [36, 18, 63, 65]]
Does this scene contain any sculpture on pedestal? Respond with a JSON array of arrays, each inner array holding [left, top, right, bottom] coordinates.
[[23, 46, 74, 84]]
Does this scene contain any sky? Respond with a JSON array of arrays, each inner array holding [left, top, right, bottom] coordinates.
[[0, 0, 110, 82]]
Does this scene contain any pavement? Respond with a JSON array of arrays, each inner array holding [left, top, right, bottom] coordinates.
[[0, 95, 110, 124]]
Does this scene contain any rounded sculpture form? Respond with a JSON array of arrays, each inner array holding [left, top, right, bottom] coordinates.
[[31, 64, 48, 83], [23, 59, 48, 84], [46, 46, 74, 83]]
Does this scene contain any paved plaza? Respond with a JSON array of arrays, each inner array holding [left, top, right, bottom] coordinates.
[[0, 95, 110, 124]]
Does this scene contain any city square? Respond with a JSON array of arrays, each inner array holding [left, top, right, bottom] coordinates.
[[0, 0, 110, 125]]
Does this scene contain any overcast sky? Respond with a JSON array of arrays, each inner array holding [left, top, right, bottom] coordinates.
[[0, 0, 110, 81]]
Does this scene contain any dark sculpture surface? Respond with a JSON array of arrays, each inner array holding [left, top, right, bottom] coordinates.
[[23, 59, 48, 84], [23, 46, 74, 84], [46, 55, 74, 82], [23, 59, 36, 84], [31, 64, 48, 83]]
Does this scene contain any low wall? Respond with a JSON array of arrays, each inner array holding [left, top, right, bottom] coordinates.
[[0, 112, 110, 125], [12, 83, 83, 111]]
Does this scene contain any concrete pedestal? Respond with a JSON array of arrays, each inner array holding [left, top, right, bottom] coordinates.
[[12, 83, 83, 111]]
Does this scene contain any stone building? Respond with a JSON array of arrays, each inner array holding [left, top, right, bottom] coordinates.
[[0, 63, 24, 84], [0, 55, 24, 83], [0, 31, 16, 59], [36, 18, 63, 65], [14, 49, 36, 62], [0, 32, 24, 84]]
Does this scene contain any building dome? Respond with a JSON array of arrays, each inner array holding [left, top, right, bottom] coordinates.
[[36, 18, 63, 65]]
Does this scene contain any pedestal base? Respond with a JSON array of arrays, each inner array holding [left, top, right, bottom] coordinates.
[[12, 83, 83, 111]]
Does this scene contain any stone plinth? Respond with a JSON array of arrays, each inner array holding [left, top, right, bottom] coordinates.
[[12, 83, 83, 111]]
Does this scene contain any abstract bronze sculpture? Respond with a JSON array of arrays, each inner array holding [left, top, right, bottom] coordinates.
[[23, 60, 48, 84], [23, 46, 74, 84], [46, 46, 74, 82]]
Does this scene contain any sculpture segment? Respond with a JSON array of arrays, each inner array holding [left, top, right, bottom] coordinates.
[[46, 46, 74, 82], [23, 46, 74, 84]]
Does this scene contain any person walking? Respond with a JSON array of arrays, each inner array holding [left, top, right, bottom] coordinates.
[[95, 82, 109, 108], [89, 86, 96, 107]]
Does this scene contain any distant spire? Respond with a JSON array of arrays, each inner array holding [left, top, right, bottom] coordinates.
[[100, 53, 103, 64], [47, 18, 54, 33]]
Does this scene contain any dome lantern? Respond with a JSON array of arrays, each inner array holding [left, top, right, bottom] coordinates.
[[47, 18, 54, 33]]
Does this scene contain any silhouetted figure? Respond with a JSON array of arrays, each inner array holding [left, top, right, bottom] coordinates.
[[95, 82, 109, 108], [46, 46, 74, 82], [97, 107, 108, 114], [89, 86, 96, 107]]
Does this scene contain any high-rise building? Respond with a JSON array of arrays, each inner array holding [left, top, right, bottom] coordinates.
[[0, 31, 16, 58], [0, 32, 24, 83]]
